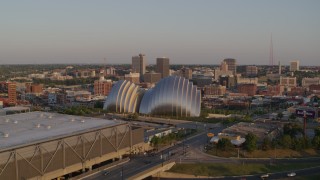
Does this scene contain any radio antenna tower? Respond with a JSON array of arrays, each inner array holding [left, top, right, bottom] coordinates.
[[269, 34, 274, 66], [104, 57, 107, 68]]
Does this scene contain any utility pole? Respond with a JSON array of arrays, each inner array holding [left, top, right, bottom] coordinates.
[[161, 151, 164, 167], [304, 111, 307, 139]]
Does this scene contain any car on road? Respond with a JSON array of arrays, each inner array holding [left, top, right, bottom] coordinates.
[[144, 160, 151, 164], [103, 171, 110, 176], [260, 173, 269, 179], [287, 172, 296, 177]]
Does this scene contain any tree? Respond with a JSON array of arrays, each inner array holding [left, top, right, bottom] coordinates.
[[312, 136, 320, 149], [217, 138, 233, 151], [150, 136, 160, 148], [127, 113, 139, 120], [200, 110, 209, 118], [132, 113, 139, 120], [280, 135, 292, 149], [314, 127, 320, 137], [244, 132, 257, 152], [277, 112, 283, 120], [292, 137, 306, 151], [94, 101, 104, 109], [289, 113, 296, 121], [261, 137, 271, 151], [283, 123, 303, 137]]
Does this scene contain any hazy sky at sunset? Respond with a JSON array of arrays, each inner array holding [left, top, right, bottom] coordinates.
[[0, 0, 319, 65]]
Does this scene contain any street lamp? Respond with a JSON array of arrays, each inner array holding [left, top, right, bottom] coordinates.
[[182, 142, 185, 156], [161, 151, 164, 167], [120, 166, 124, 180]]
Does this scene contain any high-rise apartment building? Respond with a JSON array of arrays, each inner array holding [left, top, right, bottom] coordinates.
[[94, 77, 112, 96], [156, 57, 170, 78], [223, 58, 237, 75], [0, 82, 16, 105], [290, 61, 300, 71], [132, 54, 146, 81]]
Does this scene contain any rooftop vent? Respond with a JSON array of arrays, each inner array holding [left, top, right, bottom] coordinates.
[[13, 121, 18, 124], [40, 113, 44, 118], [47, 125, 51, 129], [5, 118, 10, 123], [71, 118, 75, 122], [3, 133, 9, 138], [81, 120, 85, 123], [48, 115, 52, 119], [36, 124, 41, 128]]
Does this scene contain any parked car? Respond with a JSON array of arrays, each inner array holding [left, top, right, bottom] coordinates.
[[287, 172, 296, 177], [260, 173, 269, 179], [104, 171, 110, 176]]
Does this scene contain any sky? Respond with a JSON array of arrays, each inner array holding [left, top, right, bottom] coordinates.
[[0, 0, 320, 65]]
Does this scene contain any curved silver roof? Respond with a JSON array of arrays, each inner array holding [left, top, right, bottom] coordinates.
[[139, 76, 201, 117], [104, 76, 201, 117], [103, 80, 145, 113]]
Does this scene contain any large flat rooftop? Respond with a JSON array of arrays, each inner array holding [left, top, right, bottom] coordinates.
[[0, 111, 122, 151]]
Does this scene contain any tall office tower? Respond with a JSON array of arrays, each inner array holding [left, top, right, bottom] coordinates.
[[290, 61, 300, 72], [220, 61, 228, 72], [223, 58, 237, 75], [156, 57, 170, 78], [132, 54, 146, 81]]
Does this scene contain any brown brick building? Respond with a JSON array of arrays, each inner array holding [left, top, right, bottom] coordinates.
[[144, 72, 161, 84], [237, 83, 257, 96], [0, 81, 16, 106], [204, 85, 226, 96], [25, 83, 43, 95], [94, 79, 112, 96]]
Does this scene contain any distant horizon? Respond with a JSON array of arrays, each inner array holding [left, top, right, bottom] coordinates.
[[1, 1, 319, 65], [0, 61, 316, 67]]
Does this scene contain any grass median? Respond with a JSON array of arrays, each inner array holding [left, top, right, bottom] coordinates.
[[207, 148, 320, 158], [168, 162, 320, 177]]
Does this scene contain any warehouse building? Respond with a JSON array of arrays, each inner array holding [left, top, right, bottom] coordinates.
[[0, 112, 144, 180]]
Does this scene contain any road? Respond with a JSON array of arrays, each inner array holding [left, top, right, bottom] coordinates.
[[84, 114, 320, 179], [82, 131, 211, 180]]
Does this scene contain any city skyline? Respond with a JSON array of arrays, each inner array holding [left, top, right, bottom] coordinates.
[[1, 0, 320, 65]]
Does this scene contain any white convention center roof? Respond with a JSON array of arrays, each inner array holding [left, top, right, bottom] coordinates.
[[0, 111, 122, 151]]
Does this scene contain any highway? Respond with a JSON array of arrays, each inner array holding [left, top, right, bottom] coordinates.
[[83, 144, 186, 180], [82, 123, 229, 180], [83, 115, 320, 179]]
